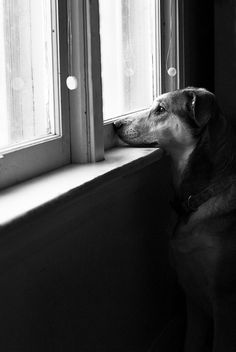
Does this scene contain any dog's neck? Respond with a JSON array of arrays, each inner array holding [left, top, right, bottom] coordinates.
[[172, 123, 236, 199], [169, 144, 197, 190]]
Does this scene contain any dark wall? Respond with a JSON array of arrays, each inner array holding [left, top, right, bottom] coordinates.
[[215, 0, 236, 121], [183, 0, 236, 124], [0, 158, 182, 352], [183, 0, 215, 92]]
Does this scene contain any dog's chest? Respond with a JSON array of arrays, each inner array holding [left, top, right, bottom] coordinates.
[[170, 218, 221, 300]]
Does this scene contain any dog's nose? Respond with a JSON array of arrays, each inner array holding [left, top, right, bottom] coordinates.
[[113, 120, 124, 130], [114, 118, 132, 130]]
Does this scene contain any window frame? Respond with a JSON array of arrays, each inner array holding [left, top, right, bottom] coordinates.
[[68, 0, 104, 164], [0, 0, 70, 190], [0, 0, 184, 190]]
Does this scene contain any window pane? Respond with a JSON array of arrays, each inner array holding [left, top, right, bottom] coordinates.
[[0, 0, 59, 151], [99, 0, 157, 121]]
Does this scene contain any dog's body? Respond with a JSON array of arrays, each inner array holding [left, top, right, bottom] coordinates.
[[114, 88, 236, 352]]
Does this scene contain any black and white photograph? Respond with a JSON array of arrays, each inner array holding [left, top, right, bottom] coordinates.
[[0, 0, 235, 351]]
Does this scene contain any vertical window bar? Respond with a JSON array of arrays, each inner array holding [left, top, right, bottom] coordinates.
[[160, 0, 180, 93]]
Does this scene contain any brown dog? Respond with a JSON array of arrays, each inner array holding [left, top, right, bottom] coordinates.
[[114, 87, 236, 352]]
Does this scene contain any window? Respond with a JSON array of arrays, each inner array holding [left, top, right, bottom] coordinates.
[[0, 0, 70, 189], [99, 0, 160, 121], [0, 0, 58, 150], [0, 0, 183, 190]]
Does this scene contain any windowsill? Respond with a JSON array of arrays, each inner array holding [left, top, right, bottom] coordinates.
[[0, 147, 163, 227]]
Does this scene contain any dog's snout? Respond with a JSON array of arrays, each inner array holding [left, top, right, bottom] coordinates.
[[114, 119, 132, 131], [114, 119, 132, 130], [114, 120, 124, 130]]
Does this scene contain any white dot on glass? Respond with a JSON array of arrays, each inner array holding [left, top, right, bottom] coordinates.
[[12, 77, 24, 91], [167, 67, 177, 77], [125, 68, 134, 77], [66, 76, 78, 90]]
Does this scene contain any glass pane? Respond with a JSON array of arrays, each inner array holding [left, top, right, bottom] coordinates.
[[0, 0, 58, 151], [99, 0, 157, 121]]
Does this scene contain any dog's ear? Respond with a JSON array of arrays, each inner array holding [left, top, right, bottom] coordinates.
[[186, 89, 216, 128]]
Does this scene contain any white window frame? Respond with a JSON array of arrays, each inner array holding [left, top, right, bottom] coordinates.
[[68, 0, 104, 164], [0, 0, 70, 190], [0, 0, 184, 190]]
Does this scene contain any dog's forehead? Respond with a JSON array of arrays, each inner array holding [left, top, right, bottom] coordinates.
[[153, 92, 169, 104], [152, 88, 214, 113], [152, 91, 182, 110], [153, 89, 208, 109]]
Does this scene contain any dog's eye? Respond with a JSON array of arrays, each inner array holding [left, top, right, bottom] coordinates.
[[156, 105, 166, 114]]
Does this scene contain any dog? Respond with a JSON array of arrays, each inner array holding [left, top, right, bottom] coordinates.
[[114, 87, 236, 352]]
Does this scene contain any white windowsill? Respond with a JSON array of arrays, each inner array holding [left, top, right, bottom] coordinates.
[[0, 147, 163, 227]]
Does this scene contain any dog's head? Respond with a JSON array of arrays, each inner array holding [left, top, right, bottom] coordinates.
[[114, 87, 219, 153]]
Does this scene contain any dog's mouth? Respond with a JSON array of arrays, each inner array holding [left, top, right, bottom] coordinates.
[[114, 123, 160, 148], [123, 141, 160, 148], [139, 141, 159, 148]]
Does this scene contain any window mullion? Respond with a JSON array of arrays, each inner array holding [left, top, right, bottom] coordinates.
[[84, 0, 104, 162], [160, 0, 184, 93], [69, 0, 104, 163]]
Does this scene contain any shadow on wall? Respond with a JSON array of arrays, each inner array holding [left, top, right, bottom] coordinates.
[[215, 0, 236, 124], [183, 0, 214, 92], [0, 157, 185, 352]]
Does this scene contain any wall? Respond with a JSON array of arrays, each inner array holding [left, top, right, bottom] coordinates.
[[183, 0, 236, 124], [215, 0, 236, 122], [183, 0, 215, 92], [0, 158, 184, 352]]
